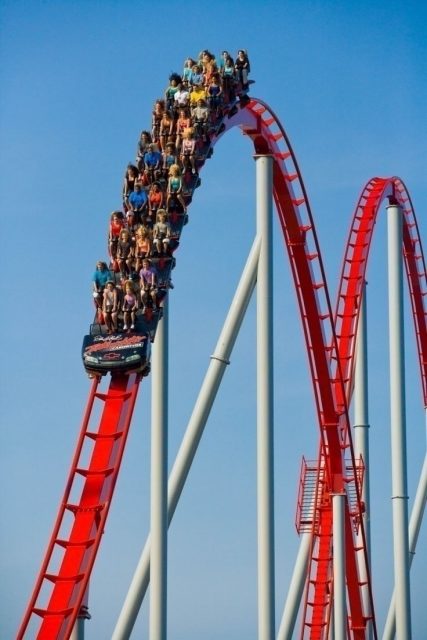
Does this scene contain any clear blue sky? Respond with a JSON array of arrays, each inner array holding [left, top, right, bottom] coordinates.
[[1, 1, 426, 638]]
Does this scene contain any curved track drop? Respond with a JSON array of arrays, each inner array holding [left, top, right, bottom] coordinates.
[[335, 177, 427, 407], [18, 89, 426, 639]]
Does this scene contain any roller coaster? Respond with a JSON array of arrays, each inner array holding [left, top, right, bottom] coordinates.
[[17, 53, 426, 639]]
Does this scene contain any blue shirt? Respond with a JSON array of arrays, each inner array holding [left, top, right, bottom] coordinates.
[[143, 150, 162, 168], [129, 189, 147, 209], [93, 268, 113, 288], [191, 72, 204, 86], [182, 67, 193, 84]]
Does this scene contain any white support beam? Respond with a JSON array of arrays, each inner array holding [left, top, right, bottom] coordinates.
[[70, 594, 90, 640], [276, 532, 312, 640], [387, 202, 412, 639], [150, 299, 169, 640], [354, 282, 372, 637], [332, 493, 346, 640], [255, 154, 275, 640], [112, 235, 261, 640], [382, 452, 427, 639]]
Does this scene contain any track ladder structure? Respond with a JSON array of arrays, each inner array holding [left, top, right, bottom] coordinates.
[[18, 374, 141, 639]]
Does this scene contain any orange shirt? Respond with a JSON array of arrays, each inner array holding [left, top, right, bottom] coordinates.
[[149, 190, 163, 208], [110, 220, 124, 239]]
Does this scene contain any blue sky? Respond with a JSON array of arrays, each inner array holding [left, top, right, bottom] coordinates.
[[1, 1, 426, 638]]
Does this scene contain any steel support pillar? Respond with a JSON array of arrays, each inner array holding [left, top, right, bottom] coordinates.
[[387, 203, 411, 639], [70, 599, 90, 640], [112, 236, 261, 639], [382, 451, 427, 639], [354, 282, 370, 534], [70, 619, 85, 640], [276, 532, 312, 640], [150, 299, 168, 640], [332, 493, 346, 640], [255, 154, 275, 640], [354, 282, 372, 637]]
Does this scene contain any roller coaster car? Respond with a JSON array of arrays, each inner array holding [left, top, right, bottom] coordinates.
[[82, 330, 151, 377]]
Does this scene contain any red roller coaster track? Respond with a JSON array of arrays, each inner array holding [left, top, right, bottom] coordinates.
[[18, 95, 427, 639]]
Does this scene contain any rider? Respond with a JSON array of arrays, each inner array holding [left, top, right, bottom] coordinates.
[[92, 261, 113, 312], [234, 49, 250, 91], [153, 209, 172, 255], [128, 181, 148, 222], [191, 98, 210, 143], [102, 279, 119, 334], [180, 127, 197, 174], [139, 258, 158, 313], [122, 280, 139, 331]]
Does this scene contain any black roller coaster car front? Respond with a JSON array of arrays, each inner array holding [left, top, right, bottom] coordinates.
[[82, 330, 151, 377]]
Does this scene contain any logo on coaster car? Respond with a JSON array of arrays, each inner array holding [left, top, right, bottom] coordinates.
[[102, 352, 122, 361], [86, 334, 145, 354]]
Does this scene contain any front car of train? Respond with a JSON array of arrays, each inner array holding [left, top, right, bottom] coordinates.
[[82, 330, 151, 376]]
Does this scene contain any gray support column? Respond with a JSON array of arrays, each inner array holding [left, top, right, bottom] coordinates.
[[354, 283, 372, 636], [70, 595, 90, 640], [332, 493, 346, 640], [112, 236, 261, 640], [70, 620, 85, 640], [150, 299, 168, 640], [255, 154, 275, 640], [276, 532, 312, 640], [382, 452, 427, 639], [354, 283, 370, 534], [387, 203, 412, 639]]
